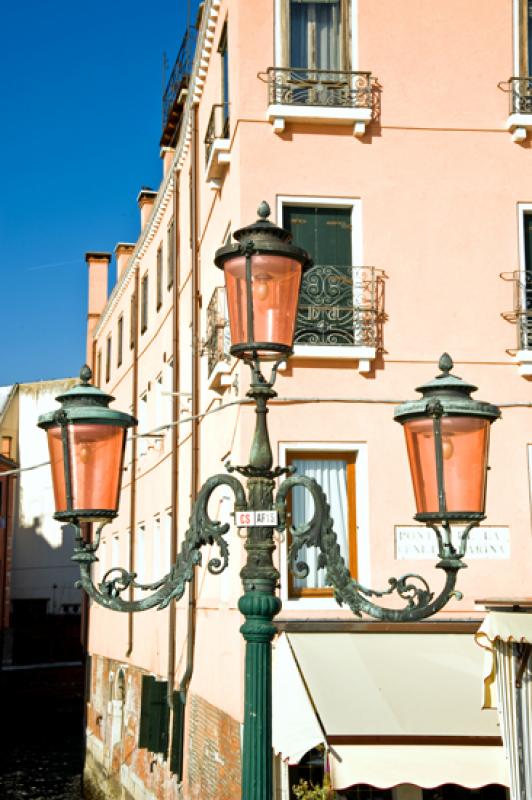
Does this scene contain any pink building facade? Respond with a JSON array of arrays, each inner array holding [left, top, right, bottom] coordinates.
[[80, 2, 532, 798]]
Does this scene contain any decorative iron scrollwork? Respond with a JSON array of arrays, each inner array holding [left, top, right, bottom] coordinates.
[[275, 475, 468, 622]]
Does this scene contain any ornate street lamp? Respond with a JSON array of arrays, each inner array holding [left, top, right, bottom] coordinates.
[[38, 367, 136, 523], [214, 199, 312, 361], [39, 203, 501, 800]]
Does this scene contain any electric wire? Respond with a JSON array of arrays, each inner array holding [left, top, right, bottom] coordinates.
[[4, 397, 532, 478]]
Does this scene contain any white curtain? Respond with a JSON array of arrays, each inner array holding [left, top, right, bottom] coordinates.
[[291, 458, 349, 589], [290, 0, 340, 71]]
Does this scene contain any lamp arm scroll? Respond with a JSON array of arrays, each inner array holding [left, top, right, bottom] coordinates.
[[72, 474, 247, 613], [275, 476, 466, 622]]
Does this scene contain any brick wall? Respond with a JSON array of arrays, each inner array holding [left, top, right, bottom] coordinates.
[[186, 693, 241, 799]]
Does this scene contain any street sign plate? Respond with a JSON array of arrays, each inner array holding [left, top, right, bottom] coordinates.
[[235, 510, 278, 527]]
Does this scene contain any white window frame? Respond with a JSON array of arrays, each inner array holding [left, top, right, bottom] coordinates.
[[278, 441, 370, 610], [277, 195, 375, 372]]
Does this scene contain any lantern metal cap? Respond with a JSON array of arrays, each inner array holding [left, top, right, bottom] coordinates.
[[37, 366, 137, 429], [214, 201, 312, 270], [394, 353, 501, 423]]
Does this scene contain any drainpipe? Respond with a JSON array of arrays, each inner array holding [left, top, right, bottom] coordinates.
[[126, 267, 140, 657], [179, 102, 200, 703], [167, 172, 181, 708]]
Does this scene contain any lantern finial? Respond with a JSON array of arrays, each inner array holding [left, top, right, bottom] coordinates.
[[257, 201, 270, 220], [80, 364, 92, 385], [438, 353, 453, 375]]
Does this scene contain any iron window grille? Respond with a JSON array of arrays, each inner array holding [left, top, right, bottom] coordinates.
[[204, 103, 230, 166], [264, 67, 376, 111], [205, 287, 231, 377], [295, 265, 386, 348]]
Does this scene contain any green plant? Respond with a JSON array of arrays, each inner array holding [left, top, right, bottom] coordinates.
[[292, 774, 334, 799]]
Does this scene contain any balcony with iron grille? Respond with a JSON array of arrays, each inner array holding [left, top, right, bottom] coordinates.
[[500, 270, 532, 374], [261, 67, 379, 136], [205, 287, 232, 390], [293, 265, 386, 372], [499, 77, 532, 143], [204, 103, 231, 186], [161, 27, 196, 148]]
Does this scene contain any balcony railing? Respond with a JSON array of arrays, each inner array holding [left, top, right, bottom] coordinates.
[[501, 270, 532, 350], [295, 266, 386, 348], [264, 67, 376, 111], [161, 26, 196, 145], [205, 287, 231, 377], [500, 77, 532, 115], [205, 103, 230, 166]]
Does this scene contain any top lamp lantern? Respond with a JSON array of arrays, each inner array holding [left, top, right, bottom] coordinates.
[[38, 366, 137, 524], [214, 201, 312, 361], [394, 354, 500, 525]]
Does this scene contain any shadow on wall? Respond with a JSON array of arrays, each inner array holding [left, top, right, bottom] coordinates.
[[9, 518, 82, 665]]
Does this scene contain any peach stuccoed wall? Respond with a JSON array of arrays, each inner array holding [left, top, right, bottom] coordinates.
[[81, 0, 532, 796]]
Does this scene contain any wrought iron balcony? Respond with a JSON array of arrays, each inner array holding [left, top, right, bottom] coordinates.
[[161, 26, 196, 147], [205, 103, 230, 166], [264, 67, 375, 110], [295, 265, 386, 348], [500, 270, 532, 351], [505, 77, 532, 115], [205, 287, 231, 379]]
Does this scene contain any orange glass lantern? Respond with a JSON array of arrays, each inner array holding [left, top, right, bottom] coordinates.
[[214, 201, 311, 360], [394, 354, 500, 524], [38, 366, 136, 523]]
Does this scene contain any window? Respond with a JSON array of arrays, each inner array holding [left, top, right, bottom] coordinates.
[[153, 515, 161, 581], [141, 274, 148, 334], [286, 450, 356, 596], [105, 335, 112, 383], [138, 675, 170, 756], [219, 23, 230, 135], [163, 510, 172, 573], [280, 0, 349, 70], [136, 523, 146, 595], [518, 0, 532, 76], [521, 210, 532, 348], [1, 436, 12, 459], [130, 292, 137, 350], [117, 315, 123, 367], [96, 349, 102, 387], [167, 219, 175, 290], [138, 393, 148, 457], [156, 245, 163, 311], [283, 204, 354, 346]]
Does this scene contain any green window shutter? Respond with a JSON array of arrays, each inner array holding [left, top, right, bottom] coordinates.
[[139, 674, 155, 749], [138, 675, 170, 756], [170, 691, 186, 779]]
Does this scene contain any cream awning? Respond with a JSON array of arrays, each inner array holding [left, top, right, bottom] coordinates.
[[475, 611, 532, 799], [273, 631, 509, 790]]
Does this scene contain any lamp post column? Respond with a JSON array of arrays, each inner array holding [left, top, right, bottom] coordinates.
[[238, 376, 282, 800]]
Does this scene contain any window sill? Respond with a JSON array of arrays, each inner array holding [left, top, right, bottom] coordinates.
[[205, 138, 231, 185], [207, 360, 232, 391], [267, 104, 372, 136], [515, 349, 532, 376], [290, 344, 376, 373], [505, 113, 532, 142]]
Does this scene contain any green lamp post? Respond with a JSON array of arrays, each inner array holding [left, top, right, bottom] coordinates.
[[39, 203, 500, 800]]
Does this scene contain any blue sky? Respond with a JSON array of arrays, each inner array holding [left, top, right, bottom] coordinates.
[[0, 0, 198, 385]]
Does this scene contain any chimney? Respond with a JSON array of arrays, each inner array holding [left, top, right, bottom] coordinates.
[[160, 147, 176, 178], [137, 187, 157, 230], [85, 251, 111, 368], [114, 243, 135, 282]]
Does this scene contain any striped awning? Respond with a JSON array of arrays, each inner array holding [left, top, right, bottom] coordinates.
[[476, 611, 532, 799]]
